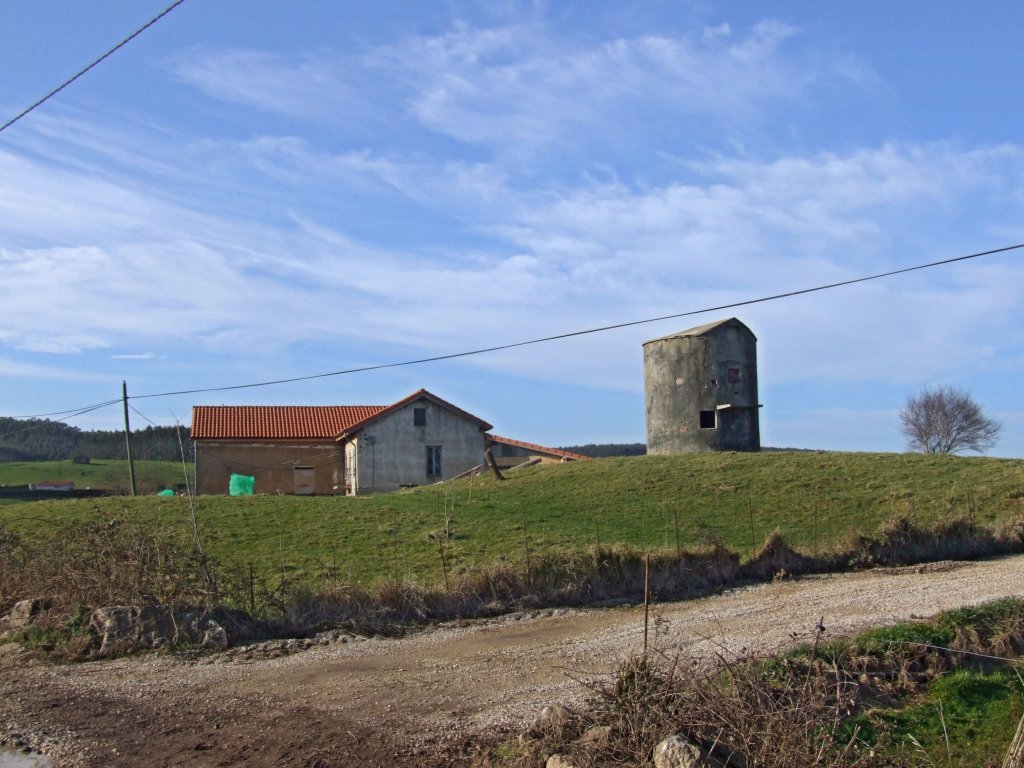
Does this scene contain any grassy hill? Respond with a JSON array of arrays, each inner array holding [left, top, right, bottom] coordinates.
[[1, 451, 1022, 586]]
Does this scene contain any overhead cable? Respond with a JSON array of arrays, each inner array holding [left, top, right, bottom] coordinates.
[[131, 242, 1023, 400], [0, 0, 187, 135], [0, 398, 123, 440]]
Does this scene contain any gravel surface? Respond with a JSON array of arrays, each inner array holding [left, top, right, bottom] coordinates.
[[2, 555, 1023, 767]]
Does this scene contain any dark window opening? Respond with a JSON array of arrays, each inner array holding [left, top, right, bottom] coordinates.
[[699, 410, 716, 429], [413, 407, 427, 426], [728, 368, 741, 383], [426, 445, 442, 476]]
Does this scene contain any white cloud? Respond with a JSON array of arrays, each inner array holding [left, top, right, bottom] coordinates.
[[4, 112, 1023, 401], [375, 20, 815, 151], [0, 356, 106, 381], [168, 48, 358, 119], [165, 18, 836, 163]]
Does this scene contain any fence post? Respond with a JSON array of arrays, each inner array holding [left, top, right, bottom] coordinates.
[[643, 553, 650, 655]]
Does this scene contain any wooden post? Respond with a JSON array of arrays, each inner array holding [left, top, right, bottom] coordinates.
[[483, 442, 505, 480], [1003, 710, 1024, 768], [121, 381, 137, 496], [643, 553, 650, 655]]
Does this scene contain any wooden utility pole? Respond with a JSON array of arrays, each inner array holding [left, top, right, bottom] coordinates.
[[122, 380, 137, 496]]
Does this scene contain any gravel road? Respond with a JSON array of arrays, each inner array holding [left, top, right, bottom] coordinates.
[[2, 555, 1023, 767]]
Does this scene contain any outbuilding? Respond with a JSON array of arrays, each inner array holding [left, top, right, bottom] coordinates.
[[191, 389, 493, 495]]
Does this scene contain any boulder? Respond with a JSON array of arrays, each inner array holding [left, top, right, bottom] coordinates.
[[533, 704, 574, 735], [88, 605, 232, 656], [654, 734, 706, 768], [577, 725, 612, 747], [0, 598, 50, 638]]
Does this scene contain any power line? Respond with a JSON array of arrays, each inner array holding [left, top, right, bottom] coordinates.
[[0, 0, 187, 135], [128, 402, 159, 428], [0, 399, 123, 441], [12, 399, 123, 420], [131, 241, 1024, 401]]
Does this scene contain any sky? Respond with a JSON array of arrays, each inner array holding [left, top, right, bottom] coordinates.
[[1, 1, 1023, 455]]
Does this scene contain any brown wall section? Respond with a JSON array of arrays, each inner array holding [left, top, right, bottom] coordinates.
[[195, 440, 344, 495]]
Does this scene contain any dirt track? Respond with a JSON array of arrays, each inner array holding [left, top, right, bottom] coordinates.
[[2, 555, 1023, 767]]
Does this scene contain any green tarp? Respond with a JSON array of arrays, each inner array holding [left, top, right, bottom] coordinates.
[[156, 489, 175, 497], [229, 473, 255, 496]]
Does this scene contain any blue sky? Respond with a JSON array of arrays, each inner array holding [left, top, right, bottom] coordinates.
[[1, 1, 1023, 455]]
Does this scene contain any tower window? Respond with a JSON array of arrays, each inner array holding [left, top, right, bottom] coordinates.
[[699, 410, 716, 429], [728, 368, 741, 383]]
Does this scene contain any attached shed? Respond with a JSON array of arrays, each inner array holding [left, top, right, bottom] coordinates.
[[485, 435, 591, 468], [191, 389, 493, 495]]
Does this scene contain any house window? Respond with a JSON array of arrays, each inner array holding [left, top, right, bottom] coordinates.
[[699, 410, 716, 429], [413, 407, 426, 426], [426, 445, 442, 477]]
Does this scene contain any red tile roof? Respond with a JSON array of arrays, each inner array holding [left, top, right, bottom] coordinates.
[[191, 389, 493, 440], [191, 405, 386, 440], [485, 434, 591, 461]]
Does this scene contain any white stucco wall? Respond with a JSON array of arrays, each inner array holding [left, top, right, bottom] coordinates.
[[346, 399, 487, 494]]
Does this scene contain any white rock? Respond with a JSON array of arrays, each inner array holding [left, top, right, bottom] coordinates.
[[546, 754, 577, 768], [653, 734, 705, 768]]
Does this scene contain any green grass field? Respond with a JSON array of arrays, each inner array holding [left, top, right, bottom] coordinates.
[[1, 451, 1023, 586], [0, 459, 189, 495]]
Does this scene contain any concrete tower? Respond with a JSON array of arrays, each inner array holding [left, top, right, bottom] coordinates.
[[643, 317, 760, 454]]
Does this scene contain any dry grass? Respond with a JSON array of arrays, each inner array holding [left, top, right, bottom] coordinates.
[[0, 518, 215, 615], [511, 649, 869, 768], [2, 511, 1023, 656], [503, 599, 1024, 767]]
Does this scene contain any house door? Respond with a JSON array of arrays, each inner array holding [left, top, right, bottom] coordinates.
[[293, 466, 315, 495]]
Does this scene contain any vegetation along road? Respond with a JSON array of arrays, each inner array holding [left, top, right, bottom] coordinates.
[[2, 553, 1022, 767]]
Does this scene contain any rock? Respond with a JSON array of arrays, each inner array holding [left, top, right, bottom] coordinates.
[[0, 641, 28, 663], [88, 605, 233, 656], [546, 755, 577, 768], [577, 724, 612, 747], [0, 598, 50, 634], [201, 623, 228, 650], [654, 734, 706, 768], [533, 704, 574, 734], [89, 606, 140, 657]]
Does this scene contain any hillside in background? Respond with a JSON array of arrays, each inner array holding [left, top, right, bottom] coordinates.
[[560, 442, 647, 457], [0, 417, 188, 462]]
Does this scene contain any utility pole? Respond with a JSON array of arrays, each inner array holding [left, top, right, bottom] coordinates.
[[122, 380, 137, 496]]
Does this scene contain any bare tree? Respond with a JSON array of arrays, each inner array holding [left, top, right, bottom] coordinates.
[[900, 385, 1002, 454]]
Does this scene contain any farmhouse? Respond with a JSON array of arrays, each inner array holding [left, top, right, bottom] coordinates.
[[191, 389, 493, 496]]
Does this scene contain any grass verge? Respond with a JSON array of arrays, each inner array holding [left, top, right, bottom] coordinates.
[[499, 599, 1024, 767]]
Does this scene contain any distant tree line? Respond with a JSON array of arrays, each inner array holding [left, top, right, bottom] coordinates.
[[0, 417, 189, 462], [560, 443, 647, 458]]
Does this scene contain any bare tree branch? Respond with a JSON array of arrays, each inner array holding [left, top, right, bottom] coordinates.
[[900, 385, 1002, 454]]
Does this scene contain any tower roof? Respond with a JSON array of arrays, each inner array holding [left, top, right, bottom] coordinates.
[[642, 317, 755, 345]]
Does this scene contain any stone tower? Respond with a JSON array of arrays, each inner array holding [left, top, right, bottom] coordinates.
[[643, 317, 760, 454]]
